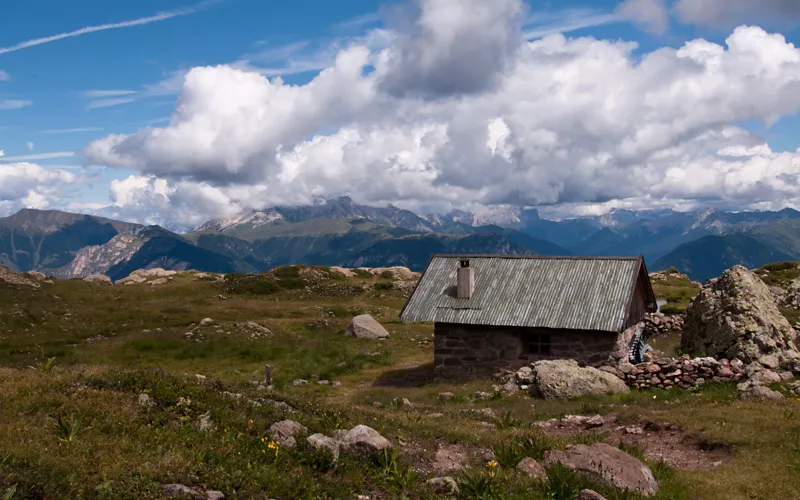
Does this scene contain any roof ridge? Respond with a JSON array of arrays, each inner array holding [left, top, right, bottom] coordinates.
[[431, 254, 641, 261]]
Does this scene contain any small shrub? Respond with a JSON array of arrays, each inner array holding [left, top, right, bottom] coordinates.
[[579, 402, 602, 415], [491, 442, 524, 468], [298, 446, 337, 472], [541, 463, 582, 500], [457, 470, 496, 499], [3, 485, 17, 500], [273, 265, 302, 278], [374, 282, 394, 290], [30, 357, 56, 373], [52, 413, 91, 442], [491, 411, 521, 429], [375, 448, 400, 474], [379, 271, 394, 279], [519, 433, 553, 460], [353, 269, 372, 278]]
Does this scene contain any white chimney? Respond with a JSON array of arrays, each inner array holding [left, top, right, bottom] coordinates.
[[457, 259, 474, 299]]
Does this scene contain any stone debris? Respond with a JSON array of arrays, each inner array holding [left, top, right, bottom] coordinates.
[[138, 393, 155, 407], [197, 412, 215, 432], [346, 314, 390, 339], [162, 484, 204, 498], [269, 420, 308, 446], [737, 380, 785, 401], [200, 318, 215, 326], [604, 356, 742, 390], [644, 311, 684, 337]]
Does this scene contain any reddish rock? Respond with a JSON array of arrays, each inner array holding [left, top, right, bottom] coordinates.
[[543, 443, 659, 496]]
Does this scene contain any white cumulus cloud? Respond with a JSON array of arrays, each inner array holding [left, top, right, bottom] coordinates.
[[80, 0, 800, 226], [616, 0, 669, 34]]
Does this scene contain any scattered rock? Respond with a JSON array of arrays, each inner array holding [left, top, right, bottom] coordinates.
[[162, 484, 203, 498], [682, 266, 800, 365], [346, 314, 390, 339], [206, 492, 225, 500], [517, 457, 547, 480], [515, 366, 535, 384], [138, 393, 155, 407], [737, 381, 785, 401], [200, 318, 215, 326], [292, 379, 309, 386], [426, 476, 459, 495], [543, 443, 659, 496], [529, 360, 629, 399], [438, 392, 454, 401], [82, 274, 113, 285], [150, 277, 171, 286], [307, 433, 340, 463], [197, 412, 214, 431], [269, 420, 308, 443], [577, 490, 608, 500], [474, 391, 493, 400], [339, 425, 392, 456]]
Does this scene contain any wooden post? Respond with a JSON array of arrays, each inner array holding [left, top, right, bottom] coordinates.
[[264, 364, 272, 386]]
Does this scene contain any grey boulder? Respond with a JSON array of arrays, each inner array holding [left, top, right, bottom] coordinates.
[[346, 315, 390, 339], [543, 443, 659, 496], [529, 360, 629, 399]]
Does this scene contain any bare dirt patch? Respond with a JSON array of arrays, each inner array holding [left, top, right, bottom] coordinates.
[[535, 414, 733, 471]]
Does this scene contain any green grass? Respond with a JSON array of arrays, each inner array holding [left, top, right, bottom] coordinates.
[[1, 271, 799, 499], [650, 268, 701, 314]]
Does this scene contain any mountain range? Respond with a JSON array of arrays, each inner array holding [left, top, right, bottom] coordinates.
[[2, 196, 800, 282]]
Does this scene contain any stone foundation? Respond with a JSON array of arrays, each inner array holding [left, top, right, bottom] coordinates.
[[434, 322, 618, 378]]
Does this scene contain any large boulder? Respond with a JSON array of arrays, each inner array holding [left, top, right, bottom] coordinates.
[[543, 443, 659, 496], [338, 425, 392, 456], [682, 266, 800, 366], [529, 360, 629, 399], [346, 315, 390, 339]]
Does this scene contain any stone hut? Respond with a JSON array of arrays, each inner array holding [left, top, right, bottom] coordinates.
[[400, 255, 657, 377]]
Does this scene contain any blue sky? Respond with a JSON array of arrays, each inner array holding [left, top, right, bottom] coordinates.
[[3, 0, 800, 228]]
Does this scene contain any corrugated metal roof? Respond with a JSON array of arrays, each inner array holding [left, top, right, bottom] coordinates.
[[400, 255, 643, 332]]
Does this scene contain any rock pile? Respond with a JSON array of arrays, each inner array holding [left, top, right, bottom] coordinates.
[[644, 312, 684, 336], [601, 356, 743, 390], [682, 265, 800, 368]]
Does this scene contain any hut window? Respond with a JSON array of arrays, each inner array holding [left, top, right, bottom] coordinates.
[[524, 332, 551, 354]]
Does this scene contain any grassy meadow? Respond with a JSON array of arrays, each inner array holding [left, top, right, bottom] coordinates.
[[0, 267, 799, 499]]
